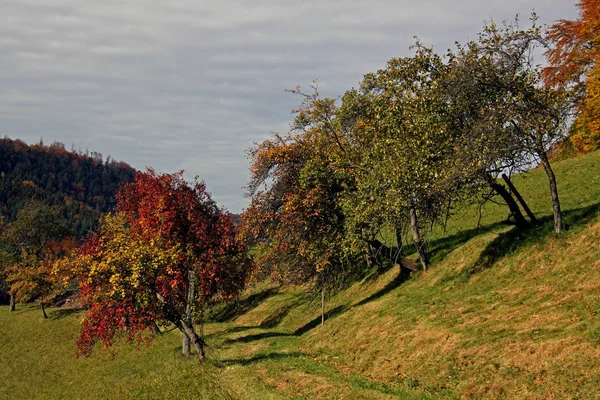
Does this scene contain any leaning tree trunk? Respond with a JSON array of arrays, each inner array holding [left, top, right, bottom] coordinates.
[[180, 269, 206, 360], [40, 303, 48, 319], [365, 243, 375, 269], [486, 174, 529, 229], [182, 332, 190, 356], [502, 173, 537, 224], [409, 205, 430, 271], [395, 227, 404, 264], [180, 320, 206, 362], [182, 269, 196, 357], [539, 151, 564, 234], [9, 293, 15, 312]]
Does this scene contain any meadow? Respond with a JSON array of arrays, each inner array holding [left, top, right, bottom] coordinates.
[[2, 150, 599, 399]]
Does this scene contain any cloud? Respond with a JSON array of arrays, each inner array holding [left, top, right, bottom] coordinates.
[[0, 0, 579, 212]]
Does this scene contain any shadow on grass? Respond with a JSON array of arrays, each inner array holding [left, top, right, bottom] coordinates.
[[203, 325, 259, 341], [211, 288, 279, 322], [259, 295, 306, 329], [259, 304, 296, 329], [222, 305, 348, 344], [218, 351, 306, 366], [223, 331, 291, 344], [50, 308, 83, 320], [293, 305, 346, 335], [354, 267, 413, 308], [427, 222, 505, 265], [472, 202, 600, 274]]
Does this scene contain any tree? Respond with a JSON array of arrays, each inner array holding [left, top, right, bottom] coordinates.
[[0, 217, 11, 306], [241, 87, 363, 325], [446, 17, 570, 233], [5, 237, 78, 318], [1, 201, 68, 313], [544, 0, 600, 154], [76, 170, 251, 361], [335, 46, 463, 270]]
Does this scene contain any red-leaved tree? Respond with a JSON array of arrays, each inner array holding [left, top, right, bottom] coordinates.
[[76, 170, 251, 361]]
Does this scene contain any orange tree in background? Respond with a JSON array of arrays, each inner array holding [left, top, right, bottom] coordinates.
[[6, 237, 79, 318], [75, 170, 251, 361], [0, 201, 70, 314], [544, 0, 600, 154]]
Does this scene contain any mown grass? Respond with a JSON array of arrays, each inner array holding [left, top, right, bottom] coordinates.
[[0, 306, 230, 400], [1, 151, 599, 399]]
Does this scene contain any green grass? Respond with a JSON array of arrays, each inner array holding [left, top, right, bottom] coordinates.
[[1, 150, 600, 399], [0, 306, 229, 399], [428, 150, 600, 259]]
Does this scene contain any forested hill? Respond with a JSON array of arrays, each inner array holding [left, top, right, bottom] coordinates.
[[0, 137, 136, 237]]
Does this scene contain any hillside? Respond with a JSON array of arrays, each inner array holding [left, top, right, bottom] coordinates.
[[1, 150, 599, 399], [0, 137, 136, 236]]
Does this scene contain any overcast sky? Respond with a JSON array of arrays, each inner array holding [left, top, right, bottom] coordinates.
[[0, 0, 578, 212]]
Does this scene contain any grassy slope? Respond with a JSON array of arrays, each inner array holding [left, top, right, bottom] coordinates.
[[1, 151, 599, 399]]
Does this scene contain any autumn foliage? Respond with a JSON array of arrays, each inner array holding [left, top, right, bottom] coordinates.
[[241, 89, 352, 291], [544, 0, 600, 154], [75, 170, 251, 360]]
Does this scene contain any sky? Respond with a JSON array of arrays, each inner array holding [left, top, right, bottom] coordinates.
[[0, 0, 579, 213]]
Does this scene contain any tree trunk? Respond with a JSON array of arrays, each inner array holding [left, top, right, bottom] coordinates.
[[182, 333, 191, 356], [486, 175, 529, 229], [181, 269, 201, 358], [182, 270, 194, 357], [9, 293, 15, 312], [409, 205, 430, 271], [539, 152, 564, 234], [40, 303, 48, 319], [365, 244, 375, 269], [501, 173, 537, 224], [395, 228, 404, 264], [180, 320, 206, 361]]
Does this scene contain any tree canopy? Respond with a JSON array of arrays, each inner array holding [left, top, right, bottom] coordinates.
[[76, 170, 251, 361]]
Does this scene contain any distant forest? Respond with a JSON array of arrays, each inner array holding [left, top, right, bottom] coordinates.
[[0, 137, 136, 237]]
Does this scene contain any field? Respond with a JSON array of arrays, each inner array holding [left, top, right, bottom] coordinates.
[[1, 150, 600, 399]]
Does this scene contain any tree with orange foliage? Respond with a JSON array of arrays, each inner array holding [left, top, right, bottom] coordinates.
[[6, 237, 79, 318], [1, 201, 70, 315], [241, 87, 365, 326], [544, 0, 600, 153]]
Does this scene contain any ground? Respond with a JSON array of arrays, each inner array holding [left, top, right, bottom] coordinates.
[[1, 150, 600, 399]]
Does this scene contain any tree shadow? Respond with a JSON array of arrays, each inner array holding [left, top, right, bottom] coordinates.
[[50, 308, 83, 320], [218, 351, 306, 366], [222, 331, 292, 345], [221, 305, 348, 344], [211, 287, 279, 322], [293, 305, 347, 336], [258, 295, 306, 329], [202, 325, 262, 341], [471, 203, 600, 275], [259, 304, 296, 328], [353, 267, 413, 308], [427, 222, 505, 265]]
